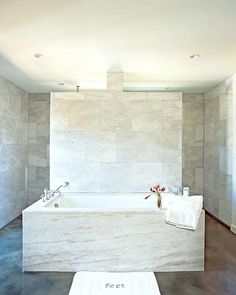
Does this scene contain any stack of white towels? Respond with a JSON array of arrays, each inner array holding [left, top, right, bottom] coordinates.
[[161, 194, 203, 230]]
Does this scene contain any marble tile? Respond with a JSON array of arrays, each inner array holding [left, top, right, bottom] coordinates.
[[116, 131, 163, 162], [219, 199, 232, 225], [100, 100, 131, 131], [182, 168, 195, 188], [8, 94, 21, 118], [36, 122, 50, 138], [28, 122, 37, 144], [50, 163, 100, 192], [162, 162, 182, 187], [28, 188, 44, 204], [195, 124, 204, 143], [28, 94, 50, 205], [0, 145, 10, 173], [51, 90, 182, 194], [0, 91, 9, 117], [69, 100, 101, 131], [28, 165, 49, 190], [51, 92, 86, 101], [183, 125, 196, 147], [163, 119, 182, 132], [131, 163, 163, 191], [131, 100, 162, 132], [182, 94, 204, 196], [203, 79, 233, 225], [107, 72, 123, 91], [2, 119, 27, 144], [0, 76, 28, 228], [195, 168, 204, 192], [185, 146, 203, 169], [29, 144, 49, 167], [147, 92, 182, 101], [85, 91, 116, 100], [117, 92, 147, 101], [28, 101, 49, 123], [163, 100, 182, 120], [100, 163, 132, 192]]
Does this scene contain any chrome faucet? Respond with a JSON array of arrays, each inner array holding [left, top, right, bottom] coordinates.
[[55, 182, 69, 192], [40, 182, 69, 202], [40, 188, 49, 202]]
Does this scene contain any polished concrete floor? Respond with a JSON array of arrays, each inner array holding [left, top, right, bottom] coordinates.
[[0, 214, 236, 295]]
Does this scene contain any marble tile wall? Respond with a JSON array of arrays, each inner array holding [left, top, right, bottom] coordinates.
[[231, 75, 236, 233], [107, 72, 124, 91], [50, 92, 182, 193], [28, 94, 50, 205], [182, 94, 204, 195], [0, 75, 28, 228], [204, 78, 233, 225]]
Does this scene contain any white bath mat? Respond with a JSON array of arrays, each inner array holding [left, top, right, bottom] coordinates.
[[69, 272, 161, 295]]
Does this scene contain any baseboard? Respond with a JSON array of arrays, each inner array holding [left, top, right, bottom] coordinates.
[[230, 224, 236, 235]]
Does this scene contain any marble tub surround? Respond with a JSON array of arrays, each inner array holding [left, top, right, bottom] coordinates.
[[50, 90, 182, 193], [23, 194, 205, 272], [0, 75, 28, 228]]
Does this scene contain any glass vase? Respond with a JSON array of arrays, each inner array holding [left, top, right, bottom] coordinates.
[[157, 194, 162, 209]]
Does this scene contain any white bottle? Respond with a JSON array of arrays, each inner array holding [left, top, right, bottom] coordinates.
[[183, 187, 190, 197]]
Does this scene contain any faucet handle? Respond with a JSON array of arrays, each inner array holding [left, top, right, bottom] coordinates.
[[44, 188, 50, 200]]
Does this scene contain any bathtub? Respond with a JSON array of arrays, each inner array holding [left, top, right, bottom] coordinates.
[[23, 193, 205, 272]]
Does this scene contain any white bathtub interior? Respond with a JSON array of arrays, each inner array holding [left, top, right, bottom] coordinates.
[[46, 193, 171, 209]]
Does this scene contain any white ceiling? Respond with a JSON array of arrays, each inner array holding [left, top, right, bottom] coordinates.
[[0, 0, 236, 93]]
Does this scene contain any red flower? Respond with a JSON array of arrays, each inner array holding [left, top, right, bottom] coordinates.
[[150, 187, 155, 192], [145, 183, 166, 200]]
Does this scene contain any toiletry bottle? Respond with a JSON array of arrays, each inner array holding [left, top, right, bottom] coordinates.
[[183, 187, 190, 197]]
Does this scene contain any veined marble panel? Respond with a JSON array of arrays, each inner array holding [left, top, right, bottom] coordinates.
[[23, 209, 205, 272], [100, 100, 131, 131], [132, 100, 162, 132], [28, 94, 50, 204], [100, 163, 132, 192], [182, 94, 204, 195], [50, 91, 182, 193], [69, 100, 101, 131], [131, 163, 163, 192], [116, 131, 164, 163], [204, 79, 233, 226], [0, 75, 28, 228]]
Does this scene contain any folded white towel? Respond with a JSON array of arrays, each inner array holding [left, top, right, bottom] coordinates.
[[165, 195, 203, 230], [161, 193, 181, 209]]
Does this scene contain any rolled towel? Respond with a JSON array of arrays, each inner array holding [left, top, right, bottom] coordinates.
[[165, 195, 203, 230]]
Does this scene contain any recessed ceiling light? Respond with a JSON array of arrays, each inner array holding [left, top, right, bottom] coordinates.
[[34, 53, 44, 58], [58, 82, 65, 86], [190, 54, 200, 59]]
